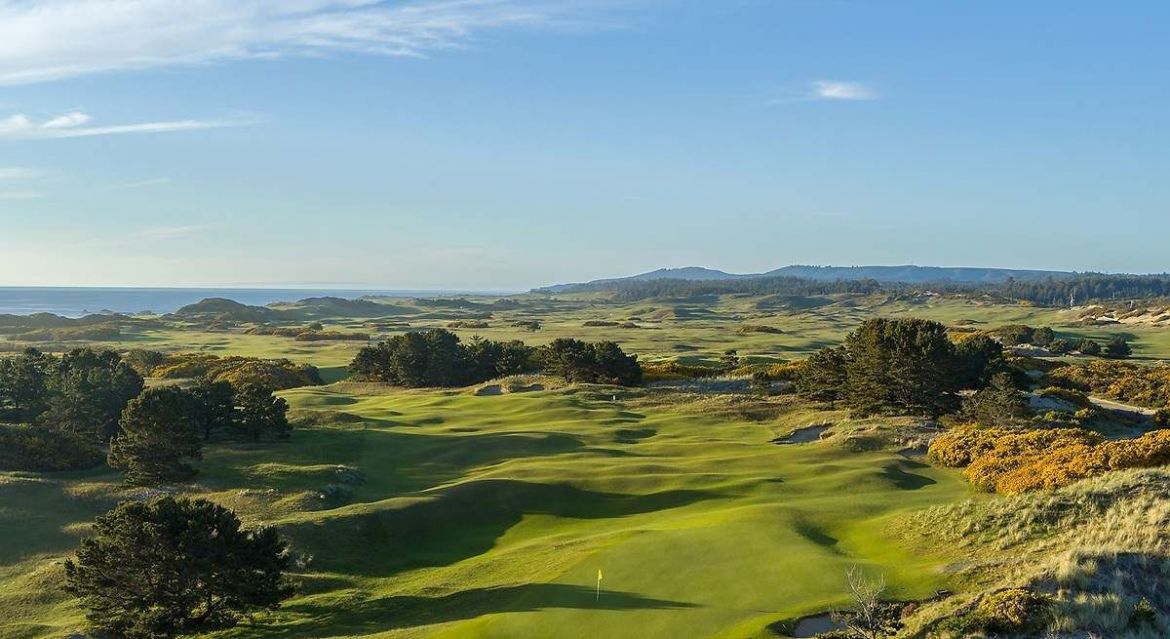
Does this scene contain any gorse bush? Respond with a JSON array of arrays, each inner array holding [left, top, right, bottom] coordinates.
[[929, 426, 1170, 494], [641, 361, 722, 382], [1049, 360, 1170, 408], [976, 588, 1053, 633], [149, 354, 323, 390]]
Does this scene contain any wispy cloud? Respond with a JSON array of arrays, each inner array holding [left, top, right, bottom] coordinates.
[[0, 166, 44, 179], [0, 0, 639, 85], [769, 80, 878, 105], [812, 80, 874, 101], [133, 224, 211, 239], [0, 190, 45, 200], [0, 111, 247, 139], [103, 177, 171, 190]]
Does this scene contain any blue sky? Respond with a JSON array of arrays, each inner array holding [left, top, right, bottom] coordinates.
[[1, 0, 1168, 290]]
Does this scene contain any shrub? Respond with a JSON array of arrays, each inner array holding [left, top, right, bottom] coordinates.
[[929, 426, 1170, 494], [962, 373, 1031, 425], [736, 324, 783, 334], [151, 354, 323, 390], [641, 361, 721, 382], [1050, 360, 1170, 408], [293, 331, 368, 341], [1037, 386, 1093, 409], [0, 423, 105, 472], [447, 320, 489, 329], [975, 588, 1052, 633], [582, 320, 620, 327]]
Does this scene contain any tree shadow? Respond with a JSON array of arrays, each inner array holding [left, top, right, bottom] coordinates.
[[247, 583, 698, 637]]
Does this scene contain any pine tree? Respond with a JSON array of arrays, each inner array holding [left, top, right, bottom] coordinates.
[[65, 497, 293, 639], [109, 387, 202, 485]]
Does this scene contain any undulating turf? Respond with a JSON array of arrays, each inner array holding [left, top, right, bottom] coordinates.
[[0, 384, 971, 639]]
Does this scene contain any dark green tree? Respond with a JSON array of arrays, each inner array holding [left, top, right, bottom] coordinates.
[[844, 318, 960, 417], [962, 373, 1032, 425], [108, 387, 202, 485], [953, 334, 1005, 388], [541, 338, 594, 382], [1047, 338, 1074, 355], [1104, 336, 1133, 359], [0, 347, 51, 422], [797, 347, 848, 405], [720, 349, 740, 372], [1031, 327, 1056, 346], [1077, 339, 1102, 356], [191, 378, 236, 440], [233, 384, 291, 442], [587, 341, 643, 386], [39, 349, 144, 443], [65, 497, 293, 639]]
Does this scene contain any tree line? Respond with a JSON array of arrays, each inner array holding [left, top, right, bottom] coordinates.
[[795, 319, 1017, 418], [0, 348, 289, 481], [538, 273, 1170, 306], [350, 329, 643, 387]]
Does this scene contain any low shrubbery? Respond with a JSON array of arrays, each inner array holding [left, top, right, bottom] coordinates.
[[641, 361, 722, 382], [144, 353, 323, 390], [1049, 360, 1170, 408], [736, 324, 783, 334], [0, 423, 104, 471], [447, 320, 490, 329], [929, 426, 1170, 494]]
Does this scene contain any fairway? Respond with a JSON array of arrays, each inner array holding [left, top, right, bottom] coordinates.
[[0, 383, 970, 639]]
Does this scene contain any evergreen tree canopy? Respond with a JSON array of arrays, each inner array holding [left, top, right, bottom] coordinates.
[[65, 497, 293, 639]]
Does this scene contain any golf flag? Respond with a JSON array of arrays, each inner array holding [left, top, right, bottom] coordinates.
[[596, 569, 603, 601]]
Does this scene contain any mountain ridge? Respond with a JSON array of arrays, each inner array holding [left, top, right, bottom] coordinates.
[[534, 264, 1077, 293]]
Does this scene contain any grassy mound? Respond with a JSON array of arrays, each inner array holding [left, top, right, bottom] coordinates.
[[0, 386, 969, 639]]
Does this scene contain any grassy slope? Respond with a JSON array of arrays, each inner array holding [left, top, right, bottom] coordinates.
[[0, 385, 970, 639]]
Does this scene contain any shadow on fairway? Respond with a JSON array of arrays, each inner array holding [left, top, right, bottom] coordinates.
[[882, 460, 937, 491], [247, 583, 698, 637], [287, 480, 721, 577]]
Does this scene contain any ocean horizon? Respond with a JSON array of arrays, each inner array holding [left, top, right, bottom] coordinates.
[[0, 287, 515, 318]]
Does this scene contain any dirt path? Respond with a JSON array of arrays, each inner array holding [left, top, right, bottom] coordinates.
[[1088, 396, 1158, 419]]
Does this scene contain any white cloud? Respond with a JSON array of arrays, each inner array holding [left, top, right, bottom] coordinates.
[[812, 80, 874, 101], [769, 80, 878, 105], [0, 190, 45, 199], [0, 111, 246, 139], [0, 0, 637, 85], [42, 111, 91, 128], [134, 224, 211, 239], [104, 177, 171, 190]]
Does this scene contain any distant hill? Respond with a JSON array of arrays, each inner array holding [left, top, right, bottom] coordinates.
[[763, 265, 1072, 284], [534, 264, 1077, 293], [538, 267, 748, 293], [172, 298, 275, 322]]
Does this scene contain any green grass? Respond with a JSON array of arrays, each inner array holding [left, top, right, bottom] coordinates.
[[17, 295, 1168, 371], [0, 384, 971, 639]]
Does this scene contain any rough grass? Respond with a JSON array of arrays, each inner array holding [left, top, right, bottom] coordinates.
[[895, 469, 1170, 637], [0, 385, 970, 639]]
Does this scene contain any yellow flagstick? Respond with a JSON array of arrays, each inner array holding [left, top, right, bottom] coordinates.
[[596, 569, 603, 602]]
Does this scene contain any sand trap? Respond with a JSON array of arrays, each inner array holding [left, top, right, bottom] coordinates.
[[771, 424, 832, 445]]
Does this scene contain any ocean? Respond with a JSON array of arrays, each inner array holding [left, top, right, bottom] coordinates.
[[0, 287, 497, 318]]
